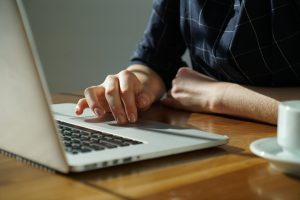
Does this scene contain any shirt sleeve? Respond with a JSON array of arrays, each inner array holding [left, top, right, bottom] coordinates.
[[130, 0, 187, 90]]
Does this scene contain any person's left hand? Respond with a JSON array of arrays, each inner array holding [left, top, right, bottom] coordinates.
[[161, 67, 231, 113]]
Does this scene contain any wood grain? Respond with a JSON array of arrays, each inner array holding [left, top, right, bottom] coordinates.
[[1, 93, 299, 200], [0, 155, 123, 200]]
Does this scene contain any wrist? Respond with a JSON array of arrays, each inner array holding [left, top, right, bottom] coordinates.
[[127, 64, 166, 102], [210, 82, 236, 114]]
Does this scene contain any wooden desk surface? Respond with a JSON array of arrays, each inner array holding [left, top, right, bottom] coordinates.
[[1, 93, 300, 200]]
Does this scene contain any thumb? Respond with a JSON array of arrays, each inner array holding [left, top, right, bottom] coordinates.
[[160, 92, 183, 109], [136, 91, 154, 111]]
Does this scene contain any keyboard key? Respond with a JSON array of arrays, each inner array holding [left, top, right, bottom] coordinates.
[[71, 129, 80, 133], [119, 142, 130, 146], [71, 151, 79, 154], [56, 120, 143, 154], [90, 138, 99, 143], [80, 147, 92, 153], [72, 133, 81, 138], [71, 138, 81, 144], [90, 144, 105, 151], [63, 130, 72, 136], [71, 143, 80, 149], [99, 141, 117, 149], [81, 135, 90, 140], [82, 141, 91, 146], [63, 136, 72, 141], [80, 131, 90, 136], [63, 141, 72, 147]]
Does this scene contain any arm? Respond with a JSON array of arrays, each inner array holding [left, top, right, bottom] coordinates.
[[222, 85, 300, 124], [161, 67, 300, 125], [218, 84, 279, 124], [130, 0, 187, 90]]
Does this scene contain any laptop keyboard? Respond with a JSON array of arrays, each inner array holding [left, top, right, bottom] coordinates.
[[57, 121, 143, 154]]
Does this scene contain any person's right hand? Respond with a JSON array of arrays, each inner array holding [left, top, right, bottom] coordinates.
[[75, 69, 155, 124]]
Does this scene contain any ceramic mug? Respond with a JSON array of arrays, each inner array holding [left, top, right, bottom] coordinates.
[[277, 100, 300, 157]]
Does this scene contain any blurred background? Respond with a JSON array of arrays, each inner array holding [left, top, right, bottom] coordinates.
[[23, 0, 189, 93], [23, 0, 152, 93]]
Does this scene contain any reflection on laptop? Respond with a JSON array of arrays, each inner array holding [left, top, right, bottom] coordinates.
[[0, 0, 228, 173]]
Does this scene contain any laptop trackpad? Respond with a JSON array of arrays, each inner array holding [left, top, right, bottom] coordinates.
[[51, 103, 228, 141]]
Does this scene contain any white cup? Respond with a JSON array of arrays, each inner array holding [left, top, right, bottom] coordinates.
[[277, 101, 300, 158]]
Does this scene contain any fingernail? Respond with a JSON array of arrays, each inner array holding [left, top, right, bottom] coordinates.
[[117, 114, 126, 124], [138, 95, 148, 107], [128, 113, 136, 123], [75, 106, 80, 115], [94, 108, 103, 117]]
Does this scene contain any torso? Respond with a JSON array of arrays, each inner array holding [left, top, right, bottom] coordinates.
[[180, 0, 300, 86]]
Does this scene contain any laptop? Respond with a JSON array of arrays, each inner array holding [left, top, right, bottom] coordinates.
[[0, 0, 228, 173]]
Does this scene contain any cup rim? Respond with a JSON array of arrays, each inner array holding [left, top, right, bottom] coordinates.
[[280, 100, 300, 112]]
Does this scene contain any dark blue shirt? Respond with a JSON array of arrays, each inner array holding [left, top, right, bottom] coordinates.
[[130, 0, 300, 89]]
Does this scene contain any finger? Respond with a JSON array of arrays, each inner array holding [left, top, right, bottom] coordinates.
[[104, 75, 127, 124], [95, 90, 111, 113], [177, 67, 217, 81], [176, 67, 190, 77], [75, 98, 89, 115], [160, 93, 182, 109], [136, 92, 152, 111], [84, 86, 106, 117], [161, 97, 181, 109], [118, 70, 139, 123]]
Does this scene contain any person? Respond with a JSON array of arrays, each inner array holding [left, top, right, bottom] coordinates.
[[75, 0, 300, 125]]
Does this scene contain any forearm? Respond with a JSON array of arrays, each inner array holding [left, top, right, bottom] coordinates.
[[217, 83, 280, 125], [159, 67, 300, 125], [245, 86, 300, 101], [127, 64, 166, 101]]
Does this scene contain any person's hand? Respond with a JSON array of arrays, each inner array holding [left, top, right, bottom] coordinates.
[[161, 67, 231, 113], [75, 69, 156, 124]]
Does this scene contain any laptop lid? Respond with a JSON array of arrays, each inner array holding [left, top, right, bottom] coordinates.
[[0, 0, 69, 173]]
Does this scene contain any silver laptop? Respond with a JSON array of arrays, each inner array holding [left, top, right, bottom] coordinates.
[[0, 0, 228, 173]]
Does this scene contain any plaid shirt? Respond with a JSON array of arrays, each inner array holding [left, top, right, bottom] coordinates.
[[130, 0, 300, 89]]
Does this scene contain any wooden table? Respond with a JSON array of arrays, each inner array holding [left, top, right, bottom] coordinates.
[[1, 92, 300, 200]]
